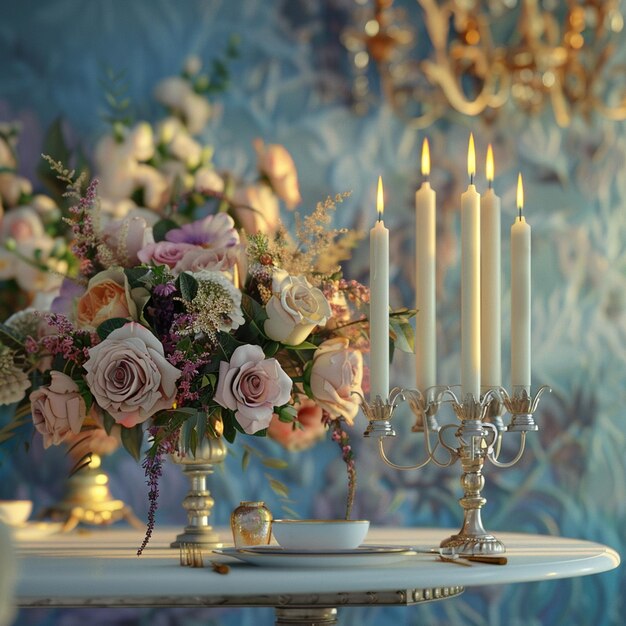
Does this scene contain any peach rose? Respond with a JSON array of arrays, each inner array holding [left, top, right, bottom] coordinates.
[[264, 271, 331, 345], [76, 267, 146, 331], [310, 337, 363, 425], [30, 371, 87, 449], [254, 139, 302, 208], [214, 344, 292, 434], [84, 322, 182, 428], [267, 398, 326, 451]]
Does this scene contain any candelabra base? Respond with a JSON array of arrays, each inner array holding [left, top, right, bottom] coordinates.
[[440, 532, 506, 556]]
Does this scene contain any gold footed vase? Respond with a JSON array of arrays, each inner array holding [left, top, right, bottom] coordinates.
[[39, 453, 143, 531], [170, 436, 228, 548]]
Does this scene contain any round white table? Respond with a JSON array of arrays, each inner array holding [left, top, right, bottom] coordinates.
[[13, 526, 620, 625]]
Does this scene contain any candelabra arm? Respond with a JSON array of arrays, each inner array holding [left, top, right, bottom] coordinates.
[[488, 432, 527, 468], [377, 437, 433, 471]]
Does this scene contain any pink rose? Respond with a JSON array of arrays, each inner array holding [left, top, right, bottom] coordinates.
[[215, 344, 292, 434], [137, 241, 196, 269], [310, 337, 363, 425], [233, 184, 280, 235], [254, 139, 302, 209], [267, 397, 326, 451], [264, 271, 331, 345], [173, 245, 240, 274], [84, 322, 182, 428], [30, 371, 87, 449], [1, 207, 45, 242]]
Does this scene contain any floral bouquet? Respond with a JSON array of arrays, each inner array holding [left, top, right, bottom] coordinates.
[[0, 156, 391, 550]]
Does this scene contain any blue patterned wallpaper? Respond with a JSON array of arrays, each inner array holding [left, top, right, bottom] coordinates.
[[0, 1, 624, 625]]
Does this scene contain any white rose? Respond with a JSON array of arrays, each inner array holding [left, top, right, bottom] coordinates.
[[156, 116, 185, 144], [168, 132, 203, 169], [132, 164, 168, 209], [194, 167, 224, 194], [264, 271, 331, 345], [127, 122, 155, 162]]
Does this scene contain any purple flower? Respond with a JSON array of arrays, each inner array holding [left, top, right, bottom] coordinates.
[[166, 212, 240, 248], [50, 278, 87, 316]]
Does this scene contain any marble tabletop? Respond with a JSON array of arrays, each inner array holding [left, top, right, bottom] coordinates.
[[12, 525, 619, 609]]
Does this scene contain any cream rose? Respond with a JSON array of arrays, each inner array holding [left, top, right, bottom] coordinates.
[[76, 267, 147, 331], [214, 344, 292, 434], [310, 337, 363, 425], [264, 271, 331, 345], [30, 371, 87, 449], [84, 322, 182, 428]]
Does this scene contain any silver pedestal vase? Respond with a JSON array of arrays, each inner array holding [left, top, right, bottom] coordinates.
[[170, 436, 227, 548]]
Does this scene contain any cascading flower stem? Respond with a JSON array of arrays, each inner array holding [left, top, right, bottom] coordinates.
[[327, 416, 357, 521], [137, 430, 177, 555]]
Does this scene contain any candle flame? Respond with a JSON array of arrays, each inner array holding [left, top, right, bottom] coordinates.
[[517, 173, 524, 217], [486, 144, 494, 183], [467, 133, 476, 181], [377, 175, 384, 219], [421, 138, 430, 177]]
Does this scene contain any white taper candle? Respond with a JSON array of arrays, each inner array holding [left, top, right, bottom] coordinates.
[[461, 134, 481, 400], [369, 176, 390, 401], [415, 138, 437, 395], [511, 173, 531, 392], [480, 144, 502, 389]]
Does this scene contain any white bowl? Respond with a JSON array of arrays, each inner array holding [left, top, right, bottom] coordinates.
[[271, 519, 369, 551], [0, 500, 33, 526]]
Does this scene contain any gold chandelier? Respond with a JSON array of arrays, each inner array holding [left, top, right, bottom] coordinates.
[[341, 0, 626, 127]]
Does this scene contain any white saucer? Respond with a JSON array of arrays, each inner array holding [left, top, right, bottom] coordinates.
[[13, 521, 65, 541], [214, 545, 418, 568]]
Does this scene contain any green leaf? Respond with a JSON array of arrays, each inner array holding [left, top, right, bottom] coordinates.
[[264, 342, 280, 358], [178, 272, 198, 302], [266, 475, 289, 498], [124, 267, 151, 287], [96, 317, 129, 341], [280, 505, 301, 519], [121, 424, 144, 461], [241, 449, 250, 471], [223, 414, 237, 444], [0, 322, 25, 351], [241, 293, 268, 324], [152, 218, 179, 242], [389, 315, 415, 353], [101, 412, 116, 436], [68, 454, 93, 477], [285, 341, 318, 350], [261, 458, 289, 470]]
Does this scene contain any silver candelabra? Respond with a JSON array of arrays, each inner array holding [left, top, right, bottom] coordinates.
[[361, 385, 550, 556]]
